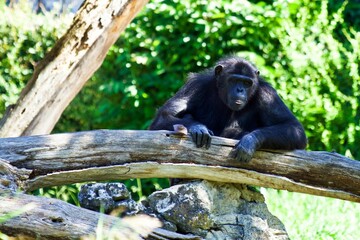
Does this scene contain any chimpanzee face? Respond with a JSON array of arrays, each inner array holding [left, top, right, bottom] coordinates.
[[215, 64, 259, 111], [224, 74, 254, 111]]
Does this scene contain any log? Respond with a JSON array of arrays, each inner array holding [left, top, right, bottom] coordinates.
[[0, 0, 148, 138], [0, 191, 161, 239], [1, 129, 359, 203]]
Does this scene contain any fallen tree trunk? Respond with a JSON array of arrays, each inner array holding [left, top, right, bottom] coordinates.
[[1, 129, 359, 202]]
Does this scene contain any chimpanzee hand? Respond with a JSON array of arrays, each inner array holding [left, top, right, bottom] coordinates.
[[188, 124, 214, 149], [233, 134, 260, 162]]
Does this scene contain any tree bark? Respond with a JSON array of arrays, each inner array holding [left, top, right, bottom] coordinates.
[[1, 129, 359, 203], [0, 191, 161, 240], [0, 0, 148, 138]]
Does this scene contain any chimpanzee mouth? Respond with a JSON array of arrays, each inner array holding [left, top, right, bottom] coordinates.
[[235, 100, 244, 105], [228, 98, 246, 111]]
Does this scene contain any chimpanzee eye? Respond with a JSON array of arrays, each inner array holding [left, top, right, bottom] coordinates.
[[242, 79, 253, 88]]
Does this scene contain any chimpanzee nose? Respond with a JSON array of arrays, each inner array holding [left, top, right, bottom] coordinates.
[[237, 87, 244, 93]]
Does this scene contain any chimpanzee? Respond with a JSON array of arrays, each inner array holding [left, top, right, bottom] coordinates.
[[150, 56, 307, 162]]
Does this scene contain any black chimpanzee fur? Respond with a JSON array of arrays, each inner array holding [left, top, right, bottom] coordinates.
[[150, 56, 307, 162]]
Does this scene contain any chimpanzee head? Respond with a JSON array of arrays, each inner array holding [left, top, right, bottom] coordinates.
[[215, 57, 260, 111]]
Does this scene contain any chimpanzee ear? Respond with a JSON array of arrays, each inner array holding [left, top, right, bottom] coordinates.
[[215, 65, 223, 76], [255, 70, 260, 76]]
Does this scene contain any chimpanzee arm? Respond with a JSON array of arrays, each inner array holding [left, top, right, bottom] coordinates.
[[235, 83, 307, 162], [252, 84, 307, 150], [149, 81, 213, 148], [149, 96, 194, 130]]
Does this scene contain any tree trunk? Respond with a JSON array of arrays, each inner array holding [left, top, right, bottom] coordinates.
[[1, 129, 359, 203], [0, 0, 148, 138]]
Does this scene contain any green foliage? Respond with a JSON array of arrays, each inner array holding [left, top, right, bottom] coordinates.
[[0, 2, 70, 117], [123, 178, 170, 201], [32, 184, 82, 206], [268, 0, 360, 158]]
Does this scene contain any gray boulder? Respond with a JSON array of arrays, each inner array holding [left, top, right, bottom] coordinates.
[[147, 180, 289, 240], [78, 182, 143, 215]]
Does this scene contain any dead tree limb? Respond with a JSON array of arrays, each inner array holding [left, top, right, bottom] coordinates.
[[0, 0, 148, 137], [1, 130, 359, 203], [0, 191, 162, 240]]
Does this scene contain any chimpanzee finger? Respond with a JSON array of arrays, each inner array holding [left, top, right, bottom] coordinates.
[[205, 136, 211, 149], [191, 132, 198, 147], [204, 132, 212, 149], [236, 150, 244, 162], [200, 130, 210, 149], [236, 149, 251, 163], [198, 131, 207, 148], [197, 130, 203, 147], [197, 132, 203, 147], [243, 155, 252, 163]]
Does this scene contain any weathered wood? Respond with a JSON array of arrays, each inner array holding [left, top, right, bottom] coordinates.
[[0, 158, 31, 191], [1, 129, 359, 202], [0, 191, 161, 239], [150, 228, 202, 240], [0, 0, 149, 138]]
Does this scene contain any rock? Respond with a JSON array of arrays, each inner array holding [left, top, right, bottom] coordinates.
[[147, 180, 289, 240], [79, 181, 289, 239], [78, 182, 143, 216], [114, 199, 144, 216]]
